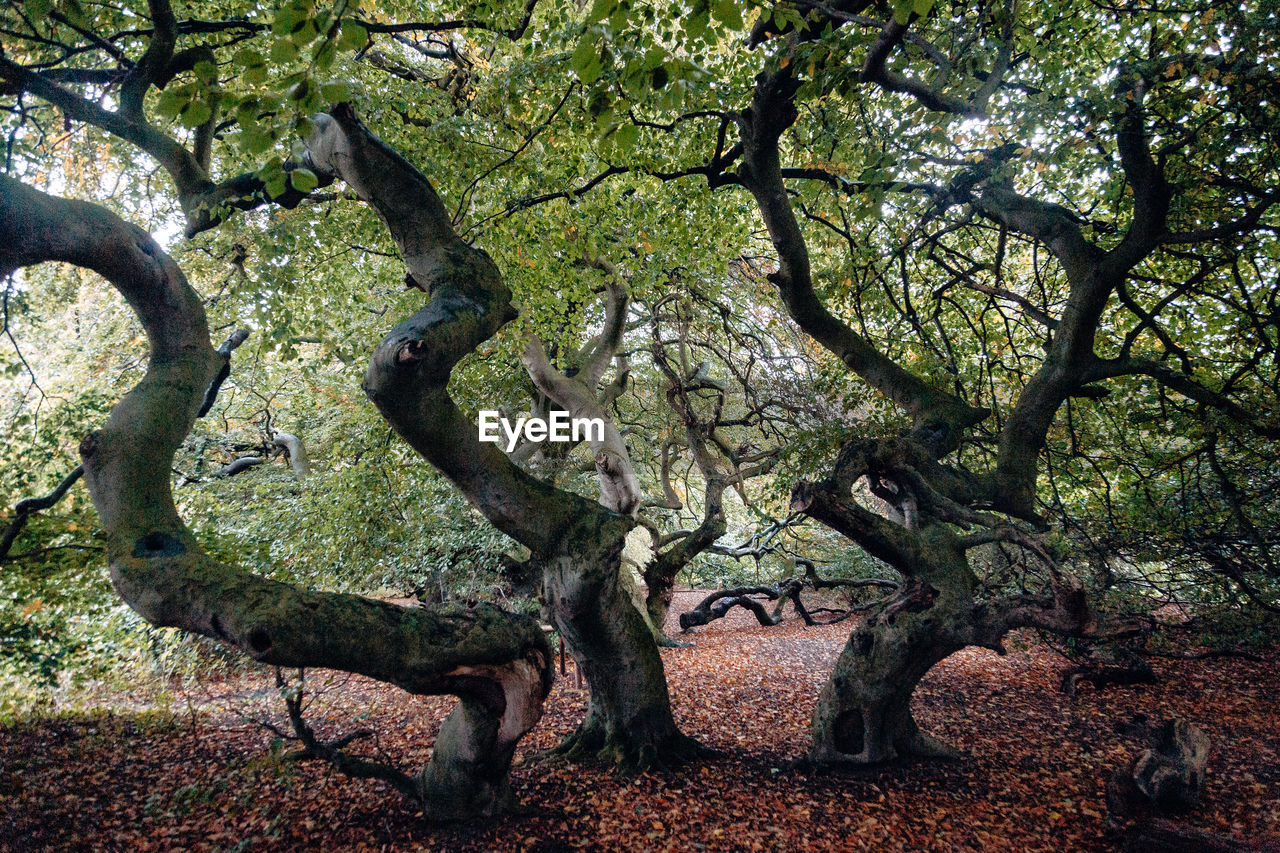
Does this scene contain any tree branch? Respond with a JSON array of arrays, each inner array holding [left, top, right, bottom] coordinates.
[[0, 466, 83, 561], [737, 68, 988, 438], [304, 106, 615, 548]]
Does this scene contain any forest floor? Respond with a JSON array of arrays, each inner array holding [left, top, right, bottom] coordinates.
[[1, 590, 1278, 852]]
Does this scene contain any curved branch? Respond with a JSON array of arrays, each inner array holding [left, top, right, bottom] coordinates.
[[979, 587, 1148, 646], [214, 455, 264, 478], [522, 336, 641, 515], [580, 255, 628, 389], [857, 14, 985, 116], [354, 0, 541, 40], [298, 106, 605, 550], [271, 431, 311, 477], [790, 480, 919, 572], [0, 54, 331, 238], [737, 68, 988, 439], [0, 174, 552, 819], [197, 328, 250, 417], [1087, 357, 1280, 440], [0, 55, 209, 204], [120, 0, 178, 119], [678, 586, 784, 630]]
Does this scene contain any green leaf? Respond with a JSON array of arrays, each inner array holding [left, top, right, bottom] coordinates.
[[313, 40, 337, 70], [59, 0, 88, 27], [587, 88, 612, 118], [685, 12, 708, 40], [338, 21, 368, 51], [613, 123, 640, 153], [289, 168, 319, 193], [241, 128, 272, 155], [587, 0, 616, 23], [290, 19, 318, 46], [155, 88, 186, 119], [264, 175, 288, 198], [234, 48, 266, 70], [571, 31, 601, 79], [271, 39, 300, 64], [712, 0, 743, 30], [272, 6, 306, 36], [24, 0, 53, 23], [178, 100, 212, 128], [244, 63, 269, 85], [320, 81, 350, 103], [192, 60, 217, 83]]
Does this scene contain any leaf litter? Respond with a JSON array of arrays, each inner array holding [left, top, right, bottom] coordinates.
[[1, 590, 1277, 852]]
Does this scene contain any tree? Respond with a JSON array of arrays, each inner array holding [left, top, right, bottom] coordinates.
[[2, 0, 1276, 802], [0, 0, 699, 791], [637, 283, 787, 638], [0, 174, 553, 818], [304, 107, 698, 769], [553, 0, 1279, 761], [791, 3, 1273, 761]]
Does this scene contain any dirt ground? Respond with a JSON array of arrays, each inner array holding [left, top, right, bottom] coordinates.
[[1, 589, 1277, 852]]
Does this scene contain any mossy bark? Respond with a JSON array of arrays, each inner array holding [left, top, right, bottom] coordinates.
[[810, 524, 974, 765], [543, 517, 702, 771]]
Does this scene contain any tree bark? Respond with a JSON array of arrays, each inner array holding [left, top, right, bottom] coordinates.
[[541, 525, 702, 771], [1131, 719, 1209, 811]]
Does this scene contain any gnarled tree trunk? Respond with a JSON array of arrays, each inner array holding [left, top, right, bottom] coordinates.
[[542, 524, 702, 770], [728, 27, 1171, 768], [809, 565, 971, 763], [305, 106, 693, 770], [0, 175, 551, 820]]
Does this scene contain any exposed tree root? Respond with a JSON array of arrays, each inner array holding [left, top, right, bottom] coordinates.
[[546, 720, 712, 775]]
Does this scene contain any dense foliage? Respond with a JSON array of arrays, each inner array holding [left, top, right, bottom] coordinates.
[[0, 0, 1276, 779]]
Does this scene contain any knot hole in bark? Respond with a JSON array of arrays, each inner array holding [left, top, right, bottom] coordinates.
[[247, 628, 272, 655], [790, 480, 815, 512], [79, 431, 100, 459], [397, 339, 429, 365], [833, 710, 865, 755], [131, 532, 186, 558]]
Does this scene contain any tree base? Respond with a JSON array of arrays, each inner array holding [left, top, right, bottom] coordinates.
[[546, 720, 710, 775], [812, 717, 962, 766], [654, 632, 694, 649]]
